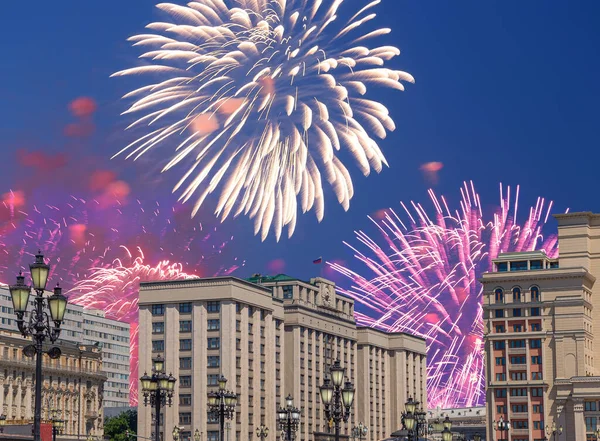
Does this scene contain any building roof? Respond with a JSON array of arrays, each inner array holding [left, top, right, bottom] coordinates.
[[246, 273, 297, 283]]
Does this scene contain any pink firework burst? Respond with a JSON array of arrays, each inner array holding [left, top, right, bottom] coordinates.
[[329, 182, 560, 408]]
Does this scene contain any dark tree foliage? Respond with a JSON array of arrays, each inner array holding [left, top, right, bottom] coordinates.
[[104, 409, 137, 441]]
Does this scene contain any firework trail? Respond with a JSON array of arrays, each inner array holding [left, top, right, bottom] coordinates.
[[330, 182, 559, 408], [113, 0, 413, 241], [70, 252, 198, 404], [0, 191, 241, 405]]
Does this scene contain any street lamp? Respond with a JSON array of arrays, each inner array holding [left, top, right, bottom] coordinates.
[[172, 426, 181, 441], [545, 421, 562, 441], [277, 395, 301, 441], [593, 428, 600, 441], [401, 397, 427, 440], [141, 355, 177, 441], [51, 414, 64, 441], [9, 251, 68, 441], [474, 433, 481, 441], [441, 427, 452, 441], [0, 415, 6, 433], [194, 429, 201, 441], [256, 425, 269, 441], [207, 375, 237, 441], [493, 416, 510, 441], [351, 422, 368, 441], [319, 360, 355, 441]]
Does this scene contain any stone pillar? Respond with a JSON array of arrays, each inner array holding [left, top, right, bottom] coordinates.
[[573, 398, 585, 441]]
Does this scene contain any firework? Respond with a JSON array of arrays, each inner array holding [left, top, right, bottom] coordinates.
[[113, 0, 413, 241], [330, 182, 559, 408]]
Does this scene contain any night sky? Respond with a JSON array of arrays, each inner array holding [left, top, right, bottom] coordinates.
[[2, 0, 600, 281]]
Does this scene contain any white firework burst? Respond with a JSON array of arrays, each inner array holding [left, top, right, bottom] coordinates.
[[113, 0, 414, 240]]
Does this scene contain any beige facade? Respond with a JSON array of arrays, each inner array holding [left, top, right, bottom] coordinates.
[[0, 330, 106, 439], [138, 275, 427, 441], [481, 212, 600, 441]]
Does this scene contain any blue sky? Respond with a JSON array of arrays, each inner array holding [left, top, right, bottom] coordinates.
[[1, 0, 599, 280]]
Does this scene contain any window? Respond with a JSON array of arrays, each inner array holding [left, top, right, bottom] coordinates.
[[208, 337, 220, 349], [207, 301, 220, 313], [509, 340, 526, 348], [497, 405, 507, 414], [531, 372, 543, 380], [151, 304, 165, 315], [179, 413, 192, 425], [180, 339, 192, 351], [493, 341, 506, 350], [260, 309, 267, 320], [512, 421, 528, 429], [180, 357, 192, 369], [495, 325, 506, 333], [495, 288, 504, 303], [180, 320, 192, 333], [207, 374, 220, 386], [531, 356, 542, 365], [585, 417, 598, 432], [180, 376, 192, 387], [236, 302, 242, 313], [495, 357, 506, 366], [584, 401, 597, 411], [530, 260, 543, 270], [513, 308, 522, 317], [531, 388, 543, 397], [510, 372, 527, 381], [550, 261, 559, 268], [495, 309, 504, 318], [531, 307, 541, 317], [531, 323, 541, 331], [179, 302, 192, 313], [179, 394, 192, 406], [495, 373, 506, 381], [513, 287, 522, 302], [152, 340, 164, 351], [513, 324, 523, 332], [497, 262, 508, 272], [236, 320, 241, 331], [532, 404, 543, 413], [511, 261, 528, 271], [152, 322, 164, 334], [208, 356, 220, 367], [283, 286, 293, 299], [510, 388, 527, 397], [511, 404, 527, 413], [530, 339, 542, 348], [531, 286, 540, 302], [510, 356, 526, 365], [208, 319, 220, 330], [495, 388, 507, 398]]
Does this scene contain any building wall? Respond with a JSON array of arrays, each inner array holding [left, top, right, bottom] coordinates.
[[138, 275, 427, 441], [0, 331, 106, 439], [482, 212, 600, 441]]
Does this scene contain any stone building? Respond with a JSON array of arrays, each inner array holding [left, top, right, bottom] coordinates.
[[0, 330, 106, 439], [481, 212, 600, 441], [137, 275, 427, 441]]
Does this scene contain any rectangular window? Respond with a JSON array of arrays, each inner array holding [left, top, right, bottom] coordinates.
[[236, 320, 241, 331], [510, 371, 527, 381], [208, 337, 220, 349], [152, 340, 164, 351], [512, 421, 528, 429], [510, 356, 526, 365], [179, 302, 192, 313], [509, 340, 526, 348], [495, 388, 507, 398], [207, 319, 220, 330], [236, 302, 242, 313], [497, 405, 507, 414], [180, 320, 192, 333], [152, 322, 164, 334], [532, 404, 543, 413], [585, 417, 598, 432], [207, 301, 220, 313], [531, 323, 541, 331], [495, 309, 504, 318], [151, 304, 165, 316], [533, 421, 544, 430], [510, 388, 528, 397], [531, 372, 543, 380], [495, 357, 506, 366], [530, 260, 543, 270], [495, 373, 506, 381], [495, 325, 506, 333], [531, 307, 541, 317], [180, 339, 192, 351], [531, 387, 543, 397], [180, 357, 192, 369], [179, 413, 192, 425], [497, 262, 508, 272], [530, 339, 542, 348], [511, 404, 527, 413], [179, 394, 192, 406], [513, 324, 523, 332], [207, 355, 220, 367], [531, 356, 542, 365], [513, 308, 522, 317], [179, 376, 192, 387], [282, 286, 293, 299], [207, 374, 220, 386], [585, 401, 598, 411], [493, 341, 506, 349], [511, 261, 528, 271]]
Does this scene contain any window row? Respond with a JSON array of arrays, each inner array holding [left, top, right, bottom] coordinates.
[[495, 323, 542, 333], [494, 286, 541, 303], [494, 307, 541, 318], [151, 301, 221, 316], [493, 339, 542, 349]]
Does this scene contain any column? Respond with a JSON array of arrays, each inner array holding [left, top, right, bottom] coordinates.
[[192, 303, 207, 441], [164, 304, 180, 439], [573, 398, 585, 441], [239, 304, 249, 441], [138, 307, 152, 441]]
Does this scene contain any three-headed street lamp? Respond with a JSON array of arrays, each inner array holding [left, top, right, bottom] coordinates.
[[256, 424, 269, 441], [207, 375, 237, 441], [0, 415, 6, 433], [546, 421, 563, 441], [591, 428, 600, 441], [493, 416, 510, 441], [351, 422, 368, 441], [194, 429, 201, 441], [277, 395, 301, 441], [473, 434, 481, 441], [319, 360, 355, 441], [140, 355, 177, 441], [9, 251, 68, 441], [402, 397, 428, 441]]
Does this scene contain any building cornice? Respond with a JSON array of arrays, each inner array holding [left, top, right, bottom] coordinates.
[[140, 276, 273, 294], [356, 326, 427, 343], [479, 267, 595, 285]]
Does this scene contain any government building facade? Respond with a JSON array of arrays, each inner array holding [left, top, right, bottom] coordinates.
[[138, 275, 427, 441], [482, 212, 600, 441]]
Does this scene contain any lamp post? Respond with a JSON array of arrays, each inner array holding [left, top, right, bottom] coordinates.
[[440, 416, 452, 441], [256, 425, 269, 441], [351, 422, 368, 441], [51, 413, 64, 441], [277, 395, 301, 441], [592, 428, 600, 441], [194, 429, 201, 441], [140, 355, 177, 441], [319, 360, 355, 441], [545, 421, 562, 441], [207, 375, 237, 441], [493, 416, 510, 441], [0, 414, 6, 433], [172, 426, 181, 441], [474, 433, 481, 441], [401, 397, 428, 440], [9, 251, 68, 441]]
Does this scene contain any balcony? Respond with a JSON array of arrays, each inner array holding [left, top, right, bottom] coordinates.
[[509, 411, 529, 419], [85, 411, 99, 420], [509, 395, 528, 403], [508, 347, 527, 355]]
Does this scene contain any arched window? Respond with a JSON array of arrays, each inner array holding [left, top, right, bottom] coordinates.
[[495, 288, 504, 303], [531, 286, 540, 302], [513, 287, 521, 302]]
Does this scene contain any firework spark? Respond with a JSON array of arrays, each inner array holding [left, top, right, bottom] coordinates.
[[113, 0, 413, 241], [330, 182, 559, 408]]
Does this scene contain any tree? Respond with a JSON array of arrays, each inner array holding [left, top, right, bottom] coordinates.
[[104, 410, 137, 441]]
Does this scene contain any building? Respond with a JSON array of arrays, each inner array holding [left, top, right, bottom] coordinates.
[[481, 212, 600, 441], [0, 330, 106, 439], [427, 406, 486, 440], [0, 286, 131, 410], [137, 275, 427, 441]]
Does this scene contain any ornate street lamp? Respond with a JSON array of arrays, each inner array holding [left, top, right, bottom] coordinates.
[[9, 251, 68, 441], [277, 395, 301, 441], [51, 413, 64, 441], [172, 426, 181, 441], [401, 397, 427, 440], [207, 375, 237, 441], [141, 355, 177, 441], [473, 434, 481, 441], [545, 421, 563, 441], [351, 422, 368, 441], [593, 428, 600, 441], [194, 429, 201, 441], [493, 416, 509, 441], [441, 427, 452, 441], [319, 361, 355, 441], [0, 414, 6, 433], [256, 425, 269, 441]]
